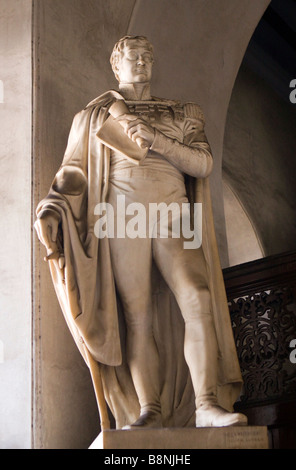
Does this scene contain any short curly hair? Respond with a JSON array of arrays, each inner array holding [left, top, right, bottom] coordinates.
[[110, 35, 154, 81]]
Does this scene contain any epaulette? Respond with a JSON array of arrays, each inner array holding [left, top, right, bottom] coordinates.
[[184, 102, 204, 121], [171, 103, 185, 122]]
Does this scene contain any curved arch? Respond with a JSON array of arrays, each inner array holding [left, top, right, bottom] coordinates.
[[223, 178, 264, 267], [222, 1, 296, 260]]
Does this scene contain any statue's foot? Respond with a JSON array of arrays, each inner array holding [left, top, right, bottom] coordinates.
[[195, 404, 248, 427], [122, 410, 162, 430]]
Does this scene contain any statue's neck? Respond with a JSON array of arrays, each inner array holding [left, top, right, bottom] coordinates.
[[119, 82, 151, 101]]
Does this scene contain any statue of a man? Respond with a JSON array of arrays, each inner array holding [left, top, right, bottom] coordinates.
[[35, 36, 247, 430]]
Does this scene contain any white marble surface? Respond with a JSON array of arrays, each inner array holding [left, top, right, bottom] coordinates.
[[0, 0, 32, 449]]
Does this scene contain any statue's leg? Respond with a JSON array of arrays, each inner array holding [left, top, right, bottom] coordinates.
[[107, 180, 162, 428], [153, 236, 247, 427], [153, 241, 216, 401], [108, 235, 162, 428]]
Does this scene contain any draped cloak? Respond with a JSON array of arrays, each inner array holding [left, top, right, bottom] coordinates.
[[36, 90, 243, 429]]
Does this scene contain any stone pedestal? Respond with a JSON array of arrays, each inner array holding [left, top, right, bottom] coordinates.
[[89, 426, 269, 449]]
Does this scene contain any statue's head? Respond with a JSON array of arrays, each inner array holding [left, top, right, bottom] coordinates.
[[110, 35, 154, 84]]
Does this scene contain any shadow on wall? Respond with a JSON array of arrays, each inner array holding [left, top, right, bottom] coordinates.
[[223, 178, 264, 267], [222, 61, 296, 260]]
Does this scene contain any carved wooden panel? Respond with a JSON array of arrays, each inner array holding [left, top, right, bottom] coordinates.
[[223, 251, 296, 406], [224, 252, 296, 448], [229, 287, 296, 404]]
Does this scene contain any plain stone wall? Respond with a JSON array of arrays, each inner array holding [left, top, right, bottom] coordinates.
[[0, 0, 32, 449]]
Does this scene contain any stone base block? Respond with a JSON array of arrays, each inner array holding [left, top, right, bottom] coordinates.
[[89, 426, 269, 449]]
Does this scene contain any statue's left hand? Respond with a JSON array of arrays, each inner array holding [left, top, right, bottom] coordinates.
[[117, 114, 155, 148], [34, 211, 65, 270]]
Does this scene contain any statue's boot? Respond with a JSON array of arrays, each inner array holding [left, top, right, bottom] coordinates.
[[121, 302, 163, 430], [195, 404, 247, 427], [184, 314, 248, 428], [122, 408, 162, 430]]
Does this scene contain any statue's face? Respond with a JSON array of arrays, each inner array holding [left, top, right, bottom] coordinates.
[[117, 41, 153, 84]]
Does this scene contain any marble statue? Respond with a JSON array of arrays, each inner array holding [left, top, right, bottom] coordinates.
[[34, 36, 247, 430]]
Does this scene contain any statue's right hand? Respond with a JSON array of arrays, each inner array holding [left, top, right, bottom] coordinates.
[[34, 211, 64, 266]]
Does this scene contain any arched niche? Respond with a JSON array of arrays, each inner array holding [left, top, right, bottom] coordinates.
[[33, 0, 271, 448], [223, 0, 296, 262]]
